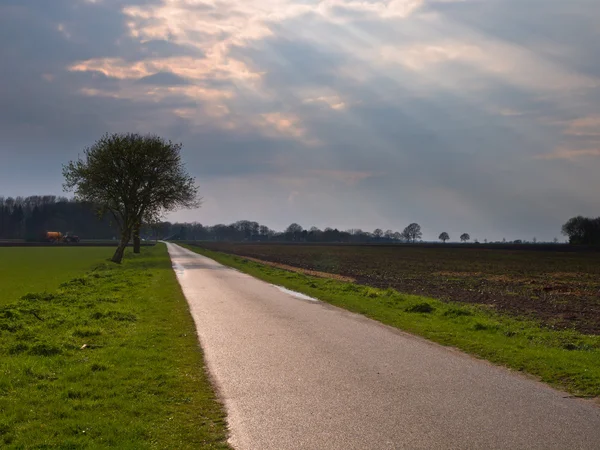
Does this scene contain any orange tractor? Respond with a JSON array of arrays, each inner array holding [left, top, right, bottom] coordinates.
[[44, 231, 80, 243]]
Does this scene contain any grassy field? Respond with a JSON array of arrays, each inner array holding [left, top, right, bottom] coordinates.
[[0, 244, 229, 448], [194, 242, 600, 334], [0, 247, 115, 306], [183, 244, 600, 398]]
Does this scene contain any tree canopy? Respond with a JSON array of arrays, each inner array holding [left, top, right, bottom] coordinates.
[[63, 133, 199, 262], [401, 223, 422, 243], [439, 232, 449, 243], [562, 216, 600, 245]]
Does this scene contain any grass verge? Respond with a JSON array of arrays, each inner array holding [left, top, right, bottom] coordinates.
[[182, 244, 600, 398], [0, 244, 229, 449]]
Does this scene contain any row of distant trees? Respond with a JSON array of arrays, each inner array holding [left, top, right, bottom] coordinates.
[[0, 196, 116, 240], [0, 198, 464, 244], [0, 196, 588, 245], [439, 232, 471, 243], [159, 221, 544, 244], [156, 221, 424, 243], [159, 221, 430, 243]]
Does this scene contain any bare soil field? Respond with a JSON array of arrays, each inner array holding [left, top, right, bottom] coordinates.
[[192, 242, 600, 334]]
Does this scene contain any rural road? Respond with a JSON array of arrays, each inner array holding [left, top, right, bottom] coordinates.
[[166, 243, 600, 449]]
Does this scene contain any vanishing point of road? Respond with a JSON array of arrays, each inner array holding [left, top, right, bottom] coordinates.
[[166, 243, 600, 450]]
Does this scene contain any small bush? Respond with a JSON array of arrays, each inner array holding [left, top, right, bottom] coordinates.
[[91, 363, 108, 372], [108, 311, 136, 322], [405, 302, 435, 313], [96, 297, 118, 304], [65, 390, 85, 400], [0, 318, 21, 333], [443, 307, 473, 318], [60, 277, 88, 288], [9, 343, 29, 355], [73, 327, 103, 337], [384, 288, 397, 297], [0, 308, 21, 320], [562, 342, 594, 351], [472, 322, 500, 332], [365, 288, 380, 298], [20, 292, 56, 302], [0, 421, 11, 436], [91, 311, 136, 322], [29, 343, 62, 356]]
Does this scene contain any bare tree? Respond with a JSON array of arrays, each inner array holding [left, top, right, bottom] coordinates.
[[438, 232, 449, 243], [460, 233, 470, 243], [373, 228, 383, 239], [63, 133, 199, 263], [401, 223, 422, 243]]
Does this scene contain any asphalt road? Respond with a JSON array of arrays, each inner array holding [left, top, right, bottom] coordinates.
[[166, 243, 600, 450]]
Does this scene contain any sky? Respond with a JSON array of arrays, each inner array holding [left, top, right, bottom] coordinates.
[[0, 0, 599, 241]]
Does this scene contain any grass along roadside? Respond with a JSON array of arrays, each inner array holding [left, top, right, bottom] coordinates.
[[0, 247, 115, 306], [0, 244, 229, 448], [182, 244, 600, 398]]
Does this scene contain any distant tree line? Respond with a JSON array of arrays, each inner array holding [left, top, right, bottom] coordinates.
[[155, 221, 424, 243], [0, 200, 443, 244], [0, 196, 116, 240], [2, 195, 585, 246], [157, 221, 473, 244]]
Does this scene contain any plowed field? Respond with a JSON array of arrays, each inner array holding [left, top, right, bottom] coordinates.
[[191, 243, 600, 334]]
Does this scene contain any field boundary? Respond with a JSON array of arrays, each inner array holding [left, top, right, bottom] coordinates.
[[236, 255, 356, 282]]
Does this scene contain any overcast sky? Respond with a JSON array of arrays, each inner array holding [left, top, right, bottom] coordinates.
[[1, 0, 599, 241]]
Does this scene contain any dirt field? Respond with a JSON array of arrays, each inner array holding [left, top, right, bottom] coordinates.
[[192, 242, 600, 334]]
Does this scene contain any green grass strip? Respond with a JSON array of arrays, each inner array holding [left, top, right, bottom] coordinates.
[[182, 244, 600, 398], [0, 244, 230, 449], [0, 247, 115, 306]]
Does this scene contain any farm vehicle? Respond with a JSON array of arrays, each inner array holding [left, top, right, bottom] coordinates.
[[43, 231, 80, 243]]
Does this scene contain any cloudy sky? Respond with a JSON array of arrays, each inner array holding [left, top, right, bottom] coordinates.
[[1, 0, 599, 241]]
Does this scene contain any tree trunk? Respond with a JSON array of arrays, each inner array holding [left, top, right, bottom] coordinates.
[[111, 231, 131, 264], [133, 222, 141, 254]]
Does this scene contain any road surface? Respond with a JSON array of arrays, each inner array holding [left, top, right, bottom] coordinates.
[[166, 243, 600, 449]]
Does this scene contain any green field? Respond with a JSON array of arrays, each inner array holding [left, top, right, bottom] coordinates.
[[0, 247, 114, 305], [0, 244, 229, 448], [183, 245, 600, 398]]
